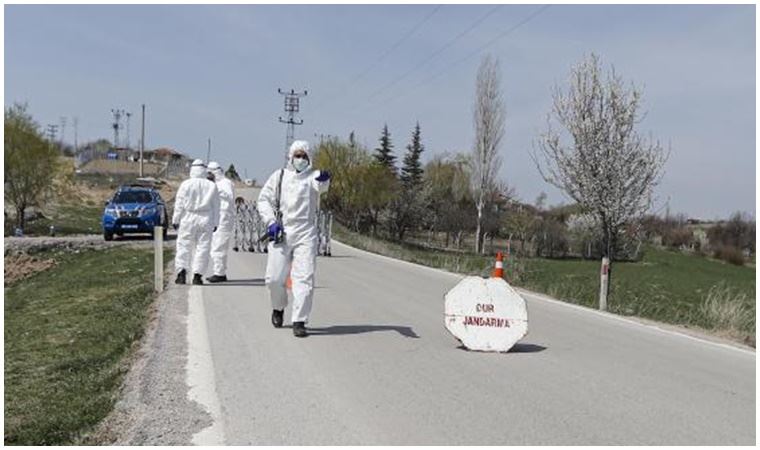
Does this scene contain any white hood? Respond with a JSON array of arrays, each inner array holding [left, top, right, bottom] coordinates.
[[189, 159, 206, 178], [288, 140, 312, 171]]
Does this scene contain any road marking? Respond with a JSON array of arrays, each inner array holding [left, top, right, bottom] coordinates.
[[186, 286, 225, 445], [333, 240, 755, 357]]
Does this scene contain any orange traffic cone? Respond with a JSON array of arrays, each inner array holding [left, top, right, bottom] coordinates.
[[491, 252, 504, 278]]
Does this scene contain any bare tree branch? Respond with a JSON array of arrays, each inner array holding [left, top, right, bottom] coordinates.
[[472, 54, 505, 253]]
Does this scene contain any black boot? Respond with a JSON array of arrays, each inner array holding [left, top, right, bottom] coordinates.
[[271, 309, 284, 328], [293, 321, 307, 338], [192, 273, 204, 285], [175, 269, 186, 285], [206, 274, 227, 283]]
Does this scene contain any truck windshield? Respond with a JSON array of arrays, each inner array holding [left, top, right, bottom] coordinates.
[[113, 191, 153, 204]]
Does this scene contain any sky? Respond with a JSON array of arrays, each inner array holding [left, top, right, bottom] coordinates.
[[4, 4, 755, 220]]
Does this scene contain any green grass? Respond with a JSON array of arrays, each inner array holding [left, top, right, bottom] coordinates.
[[520, 247, 755, 344], [334, 224, 756, 346], [5, 202, 104, 237], [4, 246, 172, 445], [334, 223, 494, 276]]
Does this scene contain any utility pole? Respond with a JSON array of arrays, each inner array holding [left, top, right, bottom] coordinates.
[[278, 88, 307, 158], [73, 117, 79, 153], [111, 108, 125, 148], [59, 116, 67, 150], [125, 112, 132, 150], [206, 138, 212, 164], [140, 104, 145, 178], [45, 124, 59, 144]]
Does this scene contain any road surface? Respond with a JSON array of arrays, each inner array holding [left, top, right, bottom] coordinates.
[[139, 238, 753, 446]]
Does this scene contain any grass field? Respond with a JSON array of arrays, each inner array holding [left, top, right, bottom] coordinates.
[[333, 224, 755, 346], [14, 202, 105, 236], [4, 246, 172, 445]]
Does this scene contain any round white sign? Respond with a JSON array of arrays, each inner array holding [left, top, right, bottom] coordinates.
[[444, 276, 528, 352]]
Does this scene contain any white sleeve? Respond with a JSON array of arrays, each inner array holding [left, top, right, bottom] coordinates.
[[228, 181, 236, 213], [211, 185, 220, 229], [257, 171, 279, 226], [172, 182, 187, 225], [313, 170, 330, 194]]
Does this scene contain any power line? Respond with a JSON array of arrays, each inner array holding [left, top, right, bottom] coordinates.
[[368, 5, 552, 113], [364, 5, 502, 103], [312, 5, 443, 114]]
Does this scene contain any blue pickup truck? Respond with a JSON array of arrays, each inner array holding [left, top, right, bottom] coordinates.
[[102, 185, 169, 241]]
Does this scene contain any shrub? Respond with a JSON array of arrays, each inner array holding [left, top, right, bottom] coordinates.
[[698, 283, 754, 342], [713, 245, 745, 266]]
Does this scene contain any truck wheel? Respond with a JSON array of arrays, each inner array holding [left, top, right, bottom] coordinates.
[[104, 231, 114, 241]]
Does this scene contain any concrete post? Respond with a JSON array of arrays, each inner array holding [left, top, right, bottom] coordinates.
[[599, 256, 610, 311], [154, 226, 163, 293]]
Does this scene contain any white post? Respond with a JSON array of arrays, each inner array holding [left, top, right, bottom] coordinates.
[[154, 226, 163, 293], [599, 256, 610, 311]]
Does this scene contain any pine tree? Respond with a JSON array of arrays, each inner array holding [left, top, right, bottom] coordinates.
[[373, 124, 397, 174], [400, 122, 424, 189], [225, 163, 241, 181]]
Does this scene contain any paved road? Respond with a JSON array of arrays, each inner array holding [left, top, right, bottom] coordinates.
[[174, 240, 755, 445]]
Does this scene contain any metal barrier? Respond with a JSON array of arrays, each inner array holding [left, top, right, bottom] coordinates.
[[233, 199, 266, 253], [317, 210, 333, 256], [232, 200, 332, 257]]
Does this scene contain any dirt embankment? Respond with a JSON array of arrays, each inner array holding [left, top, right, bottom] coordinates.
[[4, 234, 177, 285], [4, 253, 58, 285]]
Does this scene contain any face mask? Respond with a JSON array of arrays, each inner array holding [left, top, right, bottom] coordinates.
[[293, 157, 309, 172]]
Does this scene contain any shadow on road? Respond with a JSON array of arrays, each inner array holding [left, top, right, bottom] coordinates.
[[206, 278, 266, 287], [456, 343, 547, 354], [306, 324, 420, 338], [509, 343, 547, 353]]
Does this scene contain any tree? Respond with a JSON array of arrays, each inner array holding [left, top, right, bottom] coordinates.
[[313, 136, 373, 230], [400, 122, 424, 189], [226, 163, 241, 181], [4, 103, 60, 230], [424, 153, 474, 247], [373, 124, 397, 175], [354, 163, 399, 235], [708, 211, 755, 254], [503, 203, 538, 256], [472, 55, 505, 254], [393, 122, 426, 240], [531, 53, 667, 263]]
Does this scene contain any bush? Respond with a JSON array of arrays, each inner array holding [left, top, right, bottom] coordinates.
[[713, 245, 745, 266], [698, 283, 754, 343], [662, 227, 694, 249]]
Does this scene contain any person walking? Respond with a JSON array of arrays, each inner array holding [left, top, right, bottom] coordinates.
[[207, 161, 236, 282], [172, 159, 220, 285], [257, 140, 330, 337]]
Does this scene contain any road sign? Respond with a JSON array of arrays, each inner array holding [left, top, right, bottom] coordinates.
[[444, 276, 528, 352]]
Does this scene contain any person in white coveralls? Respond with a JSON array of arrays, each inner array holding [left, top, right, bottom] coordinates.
[[172, 159, 220, 285], [206, 161, 236, 283], [257, 140, 330, 337]]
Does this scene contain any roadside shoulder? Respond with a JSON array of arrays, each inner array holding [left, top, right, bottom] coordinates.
[[333, 239, 755, 356]]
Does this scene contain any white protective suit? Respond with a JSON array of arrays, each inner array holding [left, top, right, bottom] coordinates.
[[208, 162, 236, 276], [257, 141, 330, 323], [172, 159, 221, 275]]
